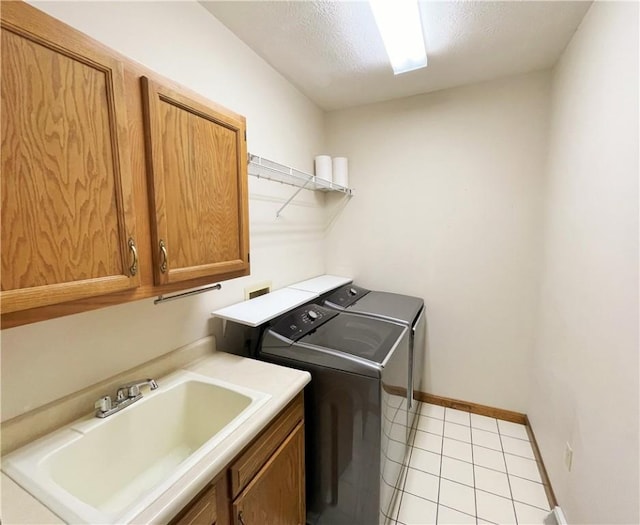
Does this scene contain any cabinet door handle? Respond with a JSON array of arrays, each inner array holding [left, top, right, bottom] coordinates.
[[238, 510, 246, 525], [159, 240, 168, 273], [128, 238, 138, 276]]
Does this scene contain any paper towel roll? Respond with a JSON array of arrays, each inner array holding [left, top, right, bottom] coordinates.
[[314, 155, 332, 183], [332, 157, 349, 188]]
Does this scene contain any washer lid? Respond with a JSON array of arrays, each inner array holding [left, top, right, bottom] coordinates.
[[301, 312, 406, 366], [343, 291, 424, 326]]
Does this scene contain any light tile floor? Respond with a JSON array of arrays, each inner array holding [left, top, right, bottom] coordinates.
[[390, 403, 553, 525]]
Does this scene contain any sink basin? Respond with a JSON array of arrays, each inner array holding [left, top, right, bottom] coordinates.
[[2, 370, 270, 523]]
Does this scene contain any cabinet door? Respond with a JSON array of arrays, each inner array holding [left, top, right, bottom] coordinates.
[[1, 3, 139, 313], [233, 424, 305, 525], [173, 484, 217, 525], [141, 77, 249, 286]]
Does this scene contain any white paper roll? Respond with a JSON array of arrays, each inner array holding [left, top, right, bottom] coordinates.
[[314, 155, 333, 183], [332, 157, 349, 188]]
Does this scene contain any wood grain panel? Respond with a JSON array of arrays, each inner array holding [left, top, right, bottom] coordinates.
[[230, 394, 304, 499], [172, 483, 217, 525], [1, 29, 122, 287], [233, 423, 305, 525], [161, 100, 240, 269], [141, 76, 249, 286], [0, 2, 250, 325], [0, 2, 139, 313], [0, 267, 249, 329]]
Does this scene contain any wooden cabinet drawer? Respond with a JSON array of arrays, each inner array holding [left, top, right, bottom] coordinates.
[[229, 393, 303, 499], [172, 483, 217, 525], [232, 423, 305, 525]]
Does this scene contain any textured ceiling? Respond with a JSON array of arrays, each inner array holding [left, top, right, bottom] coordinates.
[[202, 1, 591, 111]]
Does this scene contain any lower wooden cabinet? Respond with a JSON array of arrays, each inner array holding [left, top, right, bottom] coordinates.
[[171, 394, 305, 525], [233, 424, 304, 525], [174, 483, 219, 525]]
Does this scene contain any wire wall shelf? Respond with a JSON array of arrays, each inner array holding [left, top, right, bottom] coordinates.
[[248, 154, 353, 217]]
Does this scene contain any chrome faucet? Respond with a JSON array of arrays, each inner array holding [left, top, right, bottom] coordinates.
[[94, 378, 159, 418], [116, 379, 159, 401]]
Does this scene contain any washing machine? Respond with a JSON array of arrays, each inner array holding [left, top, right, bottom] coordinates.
[[321, 285, 426, 435], [259, 304, 411, 525]]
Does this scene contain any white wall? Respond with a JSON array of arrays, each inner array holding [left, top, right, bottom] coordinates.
[[4, 12, 638, 522], [324, 71, 551, 412], [1, 1, 327, 421], [528, 3, 639, 523]]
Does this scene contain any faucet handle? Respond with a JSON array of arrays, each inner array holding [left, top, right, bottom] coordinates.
[[94, 395, 112, 414], [117, 378, 159, 400]]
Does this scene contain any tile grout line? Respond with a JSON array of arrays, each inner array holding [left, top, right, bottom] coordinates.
[[395, 403, 425, 525], [393, 449, 408, 524], [396, 410, 422, 520], [422, 406, 531, 438], [417, 406, 550, 522], [442, 408, 477, 521], [436, 458, 540, 485], [434, 407, 448, 524], [395, 411, 420, 525], [469, 412, 478, 524], [413, 438, 540, 481], [497, 424, 519, 524], [438, 502, 477, 520], [411, 430, 536, 463], [413, 414, 532, 443], [385, 400, 403, 524]]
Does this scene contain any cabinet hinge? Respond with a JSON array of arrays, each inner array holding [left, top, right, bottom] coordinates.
[[248, 253, 250, 263], [244, 130, 247, 141]]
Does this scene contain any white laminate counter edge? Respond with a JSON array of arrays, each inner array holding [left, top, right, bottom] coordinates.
[[2, 352, 311, 525], [286, 274, 352, 295], [211, 287, 318, 326], [210, 274, 353, 327], [1, 473, 65, 524]]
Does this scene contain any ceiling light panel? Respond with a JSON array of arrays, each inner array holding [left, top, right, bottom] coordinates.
[[369, 0, 427, 75]]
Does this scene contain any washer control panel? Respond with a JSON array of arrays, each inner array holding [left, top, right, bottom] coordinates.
[[325, 284, 370, 308], [270, 304, 338, 342]]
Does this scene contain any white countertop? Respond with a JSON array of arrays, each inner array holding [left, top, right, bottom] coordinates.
[[211, 274, 352, 327], [1, 352, 310, 524], [211, 287, 318, 327], [286, 274, 352, 295]]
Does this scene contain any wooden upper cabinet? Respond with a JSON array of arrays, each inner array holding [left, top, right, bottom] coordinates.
[[141, 76, 249, 285], [0, 2, 140, 313]]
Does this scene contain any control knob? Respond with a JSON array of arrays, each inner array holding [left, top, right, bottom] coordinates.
[[308, 310, 319, 321]]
